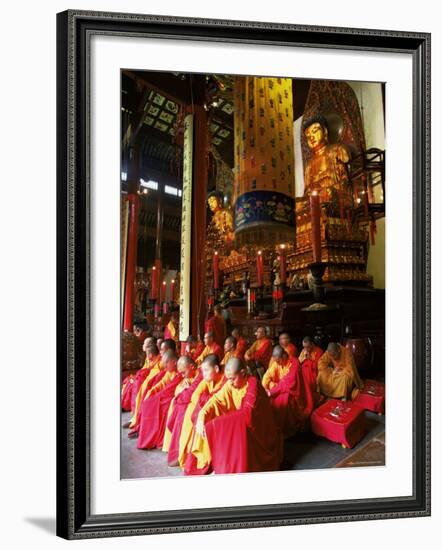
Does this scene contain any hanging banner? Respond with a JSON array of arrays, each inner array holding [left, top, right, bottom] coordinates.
[[179, 114, 193, 341]]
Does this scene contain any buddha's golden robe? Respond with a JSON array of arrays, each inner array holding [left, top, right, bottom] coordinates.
[[317, 344, 364, 399]]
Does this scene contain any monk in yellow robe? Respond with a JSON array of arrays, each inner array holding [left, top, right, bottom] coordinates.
[[317, 342, 364, 400], [162, 355, 199, 455], [220, 336, 243, 367], [191, 357, 283, 474], [195, 331, 223, 365], [172, 354, 225, 472], [244, 326, 273, 378], [164, 312, 179, 345], [121, 337, 156, 412]]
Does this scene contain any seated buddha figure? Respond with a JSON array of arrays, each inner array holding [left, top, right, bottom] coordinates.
[[302, 115, 352, 211], [206, 191, 234, 255]]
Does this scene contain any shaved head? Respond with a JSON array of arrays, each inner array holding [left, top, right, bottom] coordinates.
[[225, 357, 243, 376], [327, 342, 341, 359]]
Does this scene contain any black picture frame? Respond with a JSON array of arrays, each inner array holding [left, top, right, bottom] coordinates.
[[56, 9, 431, 540]]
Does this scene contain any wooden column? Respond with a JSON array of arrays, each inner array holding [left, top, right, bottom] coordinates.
[[190, 78, 208, 338]]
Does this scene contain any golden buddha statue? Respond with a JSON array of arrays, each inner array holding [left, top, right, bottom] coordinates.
[[302, 116, 352, 209], [207, 191, 234, 246]]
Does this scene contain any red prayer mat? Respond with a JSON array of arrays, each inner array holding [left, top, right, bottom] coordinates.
[[354, 379, 385, 414], [311, 399, 367, 449]]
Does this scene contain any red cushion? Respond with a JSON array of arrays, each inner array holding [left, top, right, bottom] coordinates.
[[311, 399, 366, 448], [354, 379, 385, 414]]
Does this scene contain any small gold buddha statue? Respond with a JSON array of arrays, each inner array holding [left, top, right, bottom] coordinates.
[[207, 191, 234, 245], [302, 115, 352, 208]]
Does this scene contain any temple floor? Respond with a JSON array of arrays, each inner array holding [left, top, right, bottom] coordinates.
[[120, 410, 385, 479]]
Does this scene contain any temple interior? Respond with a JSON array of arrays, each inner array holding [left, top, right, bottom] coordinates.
[[120, 70, 386, 478]]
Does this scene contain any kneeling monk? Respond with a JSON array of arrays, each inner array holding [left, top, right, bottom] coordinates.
[[298, 336, 323, 405], [193, 357, 283, 474], [262, 345, 312, 437], [244, 326, 273, 378], [317, 342, 364, 400], [136, 351, 181, 448]]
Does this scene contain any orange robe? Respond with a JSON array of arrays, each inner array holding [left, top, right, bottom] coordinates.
[[220, 348, 243, 367], [195, 342, 223, 365], [245, 337, 273, 370], [128, 359, 163, 430], [317, 344, 364, 399], [164, 320, 179, 344], [205, 315, 227, 348], [192, 376, 283, 474]]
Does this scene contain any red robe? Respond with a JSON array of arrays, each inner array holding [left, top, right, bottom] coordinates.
[[283, 342, 298, 358], [246, 337, 273, 371], [164, 372, 204, 464], [299, 346, 323, 406], [121, 374, 136, 412], [205, 315, 227, 348], [236, 337, 248, 357], [202, 376, 283, 474], [267, 357, 315, 438], [128, 368, 167, 434], [137, 373, 183, 449], [186, 342, 204, 362]]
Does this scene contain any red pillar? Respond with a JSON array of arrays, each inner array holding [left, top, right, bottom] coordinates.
[[123, 193, 140, 331]]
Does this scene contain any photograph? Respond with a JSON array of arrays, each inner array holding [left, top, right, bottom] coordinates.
[[120, 70, 387, 479]]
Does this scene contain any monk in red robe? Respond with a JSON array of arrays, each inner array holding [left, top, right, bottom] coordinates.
[[136, 351, 183, 449], [298, 336, 323, 405], [262, 345, 313, 438], [164, 312, 179, 345], [278, 332, 298, 358], [244, 326, 273, 378], [184, 335, 204, 362], [231, 328, 247, 357], [193, 357, 283, 474], [205, 305, 226, 348], [195, 331, 223, 365], [221, 336, 243, 366], [182, 354, 226, 474], [121, 337, 156, 412]]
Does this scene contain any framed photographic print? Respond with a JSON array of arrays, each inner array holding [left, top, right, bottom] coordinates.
[[56, 10, 431, 539]]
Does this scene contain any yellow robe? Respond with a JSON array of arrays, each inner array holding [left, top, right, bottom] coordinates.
[[195, 343, 220, 366], [317, 345, 364, 399], [192, 381, 248, 469], [128, 357, 161, 429], [178, 376, 225, 468], [262, 358, 292, 391]]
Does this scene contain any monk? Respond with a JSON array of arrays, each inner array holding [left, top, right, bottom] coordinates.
[[232, 328, 247, 357], [133, 323, 150, 343], [184, 335, 204, 362], [244, 326, 273, 378], [195, 331, 223, 365], [121, 341, 159, 413], [162, 356, 200, 461], [164, 312, 179, 345], [278, 332, 298, 358], [221, 336, 243, 366], [262, 346, 312, 438], [193, 357, 283, 474], [121, 336, 155, 411], [136, 351, 183, 449], [205, 304, 227, 348], [298, 336, 323, 401], [127, 348, 169, 435], [317, 342, 364, 400]]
